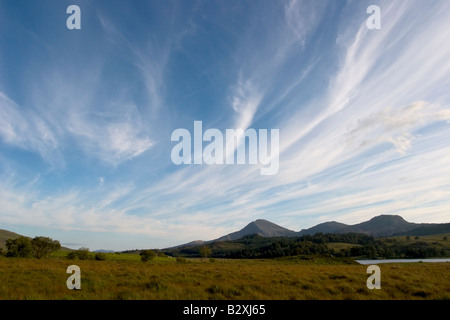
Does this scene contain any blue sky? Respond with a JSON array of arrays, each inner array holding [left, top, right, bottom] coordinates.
[[0, 0, 449, 251]]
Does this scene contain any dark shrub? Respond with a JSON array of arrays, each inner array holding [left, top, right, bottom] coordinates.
[[176, 257, 187, 264], [6, 237, 32, 258], [31, 236, 61, 259], [140, 250, 157, 262], [66, 251, 78, 260], [95, 252, 107, 261], [76, 248, 91, 260]]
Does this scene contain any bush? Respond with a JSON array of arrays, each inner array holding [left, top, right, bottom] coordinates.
[[5, 236, 61, 259], [209, 258, 216, 263], [140, 250, 157, 262], [31, 236, 61, 259], [176, 257, 187, 264], [95, 252, 107, 261], [199, 246, 212, 259], [76, 248, 91, 260], [66, 251, 78, 260], [66, 248, 92, 260], [6, 237, 32, 258], [0, 247, 5, 256]]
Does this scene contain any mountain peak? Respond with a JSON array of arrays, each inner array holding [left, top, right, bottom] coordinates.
[[215, 219, 297, 241], [298, 214, 421, 237], [369, 214, 407, 222], [165, 214, 449, 250], [254, 219, 270, 223], [251, 219, 280, 228], [221, 215, 419, 241], [350, 214, 416, 236]]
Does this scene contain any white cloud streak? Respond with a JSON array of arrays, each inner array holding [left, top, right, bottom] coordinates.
[[1, 0, 450, 248], [141, 0, 450, 234], [0, 92, 61, 164]]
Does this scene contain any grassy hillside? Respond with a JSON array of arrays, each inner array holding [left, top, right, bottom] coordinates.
[[0, 229, 73, 252], [399, 225, 450, 236], [0, 229, 27, 249], [381, 233, 450, 250], [384, 233, 450, 244]]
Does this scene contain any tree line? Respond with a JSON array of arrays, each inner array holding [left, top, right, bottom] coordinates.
[[0, 237, 109, 261], [164, 233, 449, 259], [0, 236, 61, 259]]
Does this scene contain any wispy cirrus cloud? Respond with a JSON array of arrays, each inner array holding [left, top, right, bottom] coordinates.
[[346, 101, 450, 154], [230, 76, 263, 130], [1, 78, 155, 167], [147, 0, 450, 234], [1, 0, 449, 250], [0, 175, 230, 249], [226, 0, 328, 129], [0, 15, 159, 167], [0, 91, 61, 165], [66, 102, 154, 165]]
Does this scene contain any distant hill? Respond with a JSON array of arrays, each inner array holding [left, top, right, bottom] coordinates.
[[298, 215, 420, 237], [170, 220, 299, 249], [396, 223, 450, 236], [215, 219, 298, 241], [349, 215, 419, 236], [163, 230, 450, 260], [0, 228, 72, 251], [298, 221, 354, 236], [0, 229, 27, 249], [168, 240, 207, 249], [166, 214, 450, 250], [299, 215, 450, 237]]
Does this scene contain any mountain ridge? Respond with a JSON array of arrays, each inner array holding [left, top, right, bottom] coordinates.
[[168, 214, 450, 249], [215, 219, 299, 241]]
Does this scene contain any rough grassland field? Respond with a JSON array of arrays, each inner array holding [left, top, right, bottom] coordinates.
[[0, 255, 449, 300]]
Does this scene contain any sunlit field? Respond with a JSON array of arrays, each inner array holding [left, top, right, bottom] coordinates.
[[0, 254, 448, 300]]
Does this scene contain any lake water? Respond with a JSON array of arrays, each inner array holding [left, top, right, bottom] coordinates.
[[356, 258, 450, 265]]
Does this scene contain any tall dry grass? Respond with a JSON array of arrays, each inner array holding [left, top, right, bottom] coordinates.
[[0, 256, 448, 300]]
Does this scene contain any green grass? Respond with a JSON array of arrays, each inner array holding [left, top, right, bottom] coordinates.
[[0, 255, 448, 300], [326, 242, 362, 251], [50, 250, 176, 263], [50, 250, 140, 261], [383, 233, 450, 247], [379, 233, 450, 256]]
